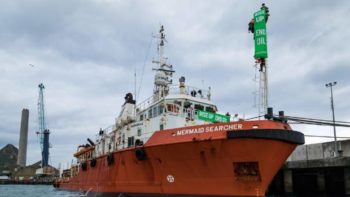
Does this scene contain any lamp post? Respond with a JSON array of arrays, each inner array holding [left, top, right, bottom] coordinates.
[[325, 81, 338, 156]]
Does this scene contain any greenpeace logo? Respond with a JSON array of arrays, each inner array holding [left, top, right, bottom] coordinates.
[[175, 124, 243, 136]]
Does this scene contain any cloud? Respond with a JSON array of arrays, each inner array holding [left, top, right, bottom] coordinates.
[[0, 0, 349, 167]]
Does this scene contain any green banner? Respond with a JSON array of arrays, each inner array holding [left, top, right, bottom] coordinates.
[[197, 110, 230, 123], [254, 9, 268, 58]]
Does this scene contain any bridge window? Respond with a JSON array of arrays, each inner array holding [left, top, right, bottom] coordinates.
[[184, 101, 191, 108], [152, 106, 157, 117], [206, 106, 215, 113], [148, 109, 152, 118], [167, 103, 179, 113], [174, 100, 182, 107], [158, 105, 164, 115], [194, 104, 204, 111], [140, 114, 144, 121]]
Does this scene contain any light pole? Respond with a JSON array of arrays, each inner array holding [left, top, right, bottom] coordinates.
[[325, 81, 338, 156]]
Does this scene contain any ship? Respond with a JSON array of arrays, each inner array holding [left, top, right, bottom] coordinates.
[[54, 26, 304, 197]]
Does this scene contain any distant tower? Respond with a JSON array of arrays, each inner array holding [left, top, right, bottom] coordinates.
[[17, 108, 29, 167], [37, 83, 50, 167]]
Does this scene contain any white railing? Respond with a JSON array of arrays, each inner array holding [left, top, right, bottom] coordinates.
[[136, 85, 211, 112], [136, 95, 155, 112], [168, 85, 210, 99]]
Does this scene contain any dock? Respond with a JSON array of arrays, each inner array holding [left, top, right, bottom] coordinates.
[[268, 139, 350, 196]]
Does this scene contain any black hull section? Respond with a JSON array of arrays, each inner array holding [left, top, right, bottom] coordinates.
[[227, 129, 305, 145], [83, 191, 251, 197]]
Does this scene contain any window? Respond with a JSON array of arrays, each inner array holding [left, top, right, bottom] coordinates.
[[127, 136, 135, 147], [160, 124, 164, 130], [152, 106, 157, 117], [206, 106, 215, 113], [140, 114, 144, 121], [174, 100, 182, 107], [194, 104, 204, 111], [137, 128, 142, 136], [158, 105, 164, 115], [167, 103, 179, 113], [148, 109, 152, 119], [184, 101, 191, 108], [167, 104, 172, 112]]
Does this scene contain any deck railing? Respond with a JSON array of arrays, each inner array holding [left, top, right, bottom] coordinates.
[[136, 84, 211, 112]]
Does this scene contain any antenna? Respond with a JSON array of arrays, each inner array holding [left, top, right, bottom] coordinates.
[[137, 34, 154, 101], [134, 68, 137, 103], [152, 25, 175, 101]]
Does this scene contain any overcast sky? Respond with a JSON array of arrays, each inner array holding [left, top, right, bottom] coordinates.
[[0, 0, 349, 167]]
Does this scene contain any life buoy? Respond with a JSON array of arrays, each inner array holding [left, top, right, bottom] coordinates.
[[90, 158, 97, 167], [135, 148, 147, 160], [107, 153, 114, 166]]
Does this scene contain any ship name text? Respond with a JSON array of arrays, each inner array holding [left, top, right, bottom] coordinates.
[[175, 124, 243, 136]]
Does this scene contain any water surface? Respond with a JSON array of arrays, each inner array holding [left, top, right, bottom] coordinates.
[[0, 185, 80, 197]]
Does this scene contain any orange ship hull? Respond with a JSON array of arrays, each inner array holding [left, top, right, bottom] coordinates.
[[56, 121, 304, 196]]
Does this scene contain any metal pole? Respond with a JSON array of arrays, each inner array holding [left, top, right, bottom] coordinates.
[[265, 60, 269, 114], [330, 85, 338, 155], [326, 82, 338, 156]]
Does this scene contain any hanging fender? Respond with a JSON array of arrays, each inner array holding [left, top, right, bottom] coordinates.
[[107, 153, 114, 166], [90, 158, 97, 167], [135, 148, 147, 161], [81, 162, 87, 171]]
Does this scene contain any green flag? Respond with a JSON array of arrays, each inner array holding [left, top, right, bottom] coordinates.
[[254, 9, 268, 58]]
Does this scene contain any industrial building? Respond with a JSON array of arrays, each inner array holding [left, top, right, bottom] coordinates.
[[0, 144, 18, 181], [0, 144, 58, 184], [268, 139, 350, 196], [0, 104, 57, 184]]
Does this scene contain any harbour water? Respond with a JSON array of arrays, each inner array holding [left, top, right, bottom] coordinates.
[[0, 185, 80, 197], [0, 185, 337, 197]]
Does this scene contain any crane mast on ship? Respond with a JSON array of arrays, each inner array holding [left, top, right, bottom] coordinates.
[[37, 83, 50, 167]]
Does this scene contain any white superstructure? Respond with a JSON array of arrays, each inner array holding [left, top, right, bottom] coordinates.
[[90, 26, 220, 159]]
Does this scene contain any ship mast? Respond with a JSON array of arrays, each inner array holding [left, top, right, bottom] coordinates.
[[152, 25, 175, 101]]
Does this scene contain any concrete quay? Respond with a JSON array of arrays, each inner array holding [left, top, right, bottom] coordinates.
[[268, 139, 350, 196]]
